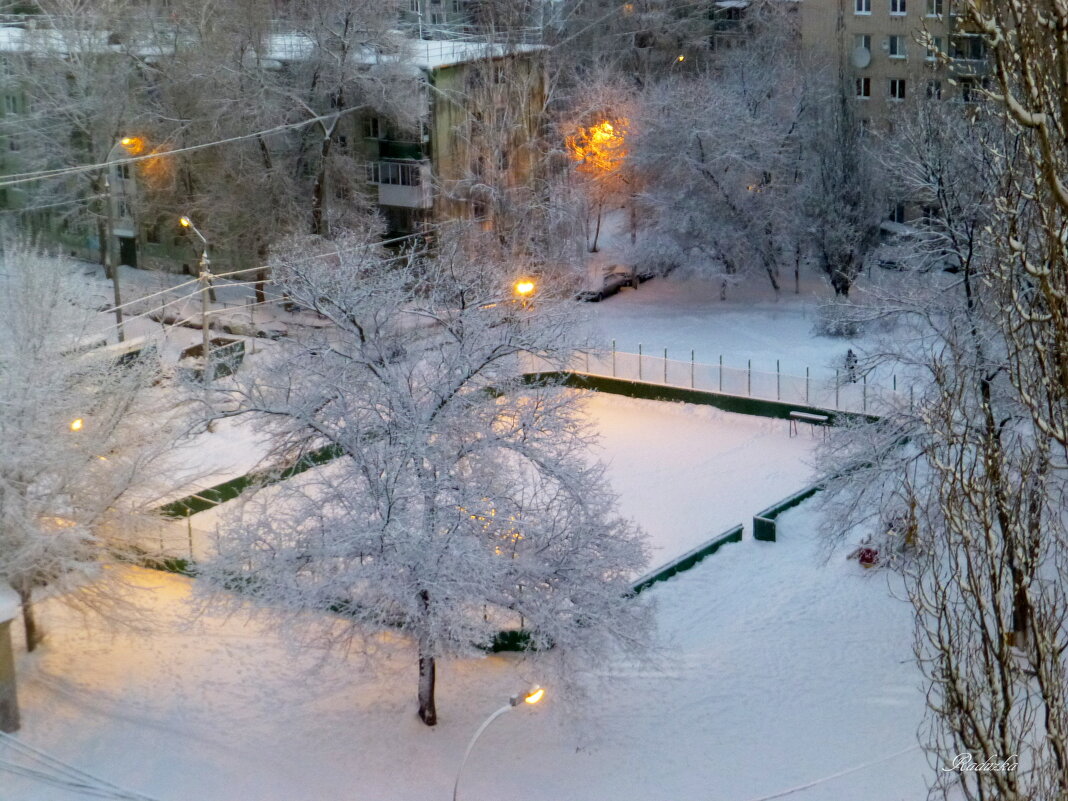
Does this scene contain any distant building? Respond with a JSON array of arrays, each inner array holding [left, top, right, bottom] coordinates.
[[0, 20, 546, 271], [799, 0, 989, 127]]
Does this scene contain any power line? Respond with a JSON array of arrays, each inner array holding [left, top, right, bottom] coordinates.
[[0, 106, 365, 189], [0, 731, 165, 801]]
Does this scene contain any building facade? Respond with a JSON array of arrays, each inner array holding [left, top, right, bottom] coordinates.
[[800, 0, 989, 129]]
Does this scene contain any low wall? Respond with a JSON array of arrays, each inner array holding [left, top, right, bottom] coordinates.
[[631, 524, 744, 595], [753, 483, 824, 543]]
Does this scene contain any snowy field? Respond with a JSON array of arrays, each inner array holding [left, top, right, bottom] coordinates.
[[4, 503, 927, 801], [581, 392, 816, 562], [181, 391, 818, 572]]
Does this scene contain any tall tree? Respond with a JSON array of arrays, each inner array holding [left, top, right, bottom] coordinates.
[[0, 247, 177, 652], [199, 227, 651, 726]]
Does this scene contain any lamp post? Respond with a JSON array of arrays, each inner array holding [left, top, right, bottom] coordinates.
[[180, 215, 215, 383], [452, 686, 545, 801]]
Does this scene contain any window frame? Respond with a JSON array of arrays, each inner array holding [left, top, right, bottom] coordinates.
[[890, 0, 906, 16], [888, 78, 907, 101]]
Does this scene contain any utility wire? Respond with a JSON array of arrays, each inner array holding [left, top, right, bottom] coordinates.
[[0, 106, 366, 189]]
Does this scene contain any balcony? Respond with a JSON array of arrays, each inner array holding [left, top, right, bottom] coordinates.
[[378, 139, 424, 160], [366, 160, 433, 209]]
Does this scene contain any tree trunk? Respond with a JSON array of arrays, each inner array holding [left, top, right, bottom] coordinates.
[[16, 586, 41, 653], [418, 649, 437, 726], [417, 588, 436, 726], [311, 133, 334, 238], [590, 198, 604, 253]]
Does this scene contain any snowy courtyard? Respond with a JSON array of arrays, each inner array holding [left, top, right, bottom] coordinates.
[[3, 503, 926, 801], [1, 385, 928, 801]]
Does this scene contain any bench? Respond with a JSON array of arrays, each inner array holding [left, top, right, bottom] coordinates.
[[789, 410, 829, 437]]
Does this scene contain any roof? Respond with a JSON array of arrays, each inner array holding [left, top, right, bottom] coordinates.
[[0, 24, 545, 70]]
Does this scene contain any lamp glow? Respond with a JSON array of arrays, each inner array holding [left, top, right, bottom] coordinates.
[[514, 280, 535, 297], [69, 418, 84, 432], [523, 687, 545, 705]]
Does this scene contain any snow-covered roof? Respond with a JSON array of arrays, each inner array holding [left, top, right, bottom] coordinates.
[[0, 25, 545, 71], [0, 583, 18, 623], [714, 1, 749, 8]]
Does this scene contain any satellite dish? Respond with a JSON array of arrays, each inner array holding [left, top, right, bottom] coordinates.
[[852, 46, 872, 69]]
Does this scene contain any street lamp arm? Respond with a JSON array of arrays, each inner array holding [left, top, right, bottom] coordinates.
[[452, 704, 513, 801]]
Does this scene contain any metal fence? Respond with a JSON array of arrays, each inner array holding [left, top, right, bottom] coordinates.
[[132, 516, 214, 563], [555, 348, 906, 415]]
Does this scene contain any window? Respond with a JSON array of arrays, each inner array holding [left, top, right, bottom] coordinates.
[[926, 79, 942, 99], [855, 0, 871, 13], [855, 34, 872, 52], [409, 0, 418, 11], [366, 160, 422, 186], [118, 164, 131, 180], [926, 0, 942, 14], [362, 116, 380, 139], [7, 134, 18, 152], [890, 204, 906, 224], [889, 78, 907, 100], [926, 36, 942, 61], [855, 77, 871, 98], [890, 0, 906, 14], [888, 35, 907, 58], [3, 95, 17, 114], [951, 34, 986, 62]]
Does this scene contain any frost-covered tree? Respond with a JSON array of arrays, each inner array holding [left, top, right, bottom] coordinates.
[[814, 3, 1068, 790], [798, 85, 882, 298], [200, 227, 651, 726], [0, 248, 176, 651], [632, 13, 804, 295]]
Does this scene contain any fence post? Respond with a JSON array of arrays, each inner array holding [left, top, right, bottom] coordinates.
[[585, 348, 589, 373], [805, 366, 810, 404], [663, 348, 668, 384], [638, 343, 643, 381], [835, 369, 840, 409], [187, 515, 194, 560], [910, 385, 914, 412], [612, 339, 616, 377], [719, 355, 723, 392], [776, 359, 780, 401], [863, 374, 867, 413], [747, 359, 751, 396], [691, 350, 695, 389]]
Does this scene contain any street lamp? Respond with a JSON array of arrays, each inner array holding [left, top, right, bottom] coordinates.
[[452, 686, 545, 801], [180, 215, 216, 382], [69, 418, 84, 432]]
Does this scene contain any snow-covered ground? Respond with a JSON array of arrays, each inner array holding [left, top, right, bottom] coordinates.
[[583, 392, 816, 562], [3, 502, 927, 801], [0, 246, 931, 800], [579, 210, 906, 385], [181, 392, 817, 572]]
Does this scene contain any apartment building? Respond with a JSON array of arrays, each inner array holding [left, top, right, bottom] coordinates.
[[0, 19, 546, 272], [800, 0, 988, 129]]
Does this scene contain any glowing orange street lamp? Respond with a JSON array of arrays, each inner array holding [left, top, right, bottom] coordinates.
[[514, 279, 536, 298], [453, 686, 546, 801], [119, 136, 144, 155], [69, 418, 84, 432]]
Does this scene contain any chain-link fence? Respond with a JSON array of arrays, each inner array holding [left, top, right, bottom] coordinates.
[[556, 348, 906, 415]]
